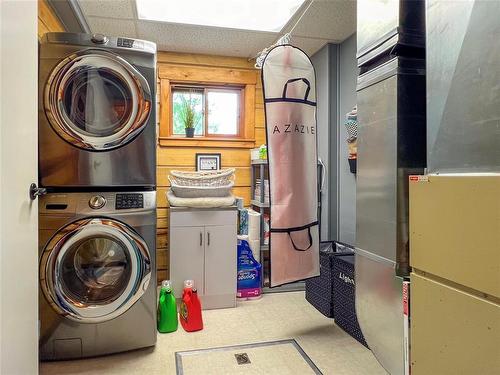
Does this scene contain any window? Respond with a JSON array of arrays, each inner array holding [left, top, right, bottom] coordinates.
[[136, 0, 305, 32], [158, 63, 257, 148], [171, 85, 243, 137]]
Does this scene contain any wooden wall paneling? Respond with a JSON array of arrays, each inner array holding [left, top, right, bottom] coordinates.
[[157, 270, 169, 282], [255, 128, 266, 146], [159, 79, 171, 138], [157, 217, 169, 230], [156, 187, 167, 208], [255, 89, 264, 105], [157, 52, 256, 70], [157, 228, 168, 249], [158, 64, 257, 85], [158, 138, 255, 148], [157, 248, 169, 269], [38, 19, 50, 39], [256, 78, 262, 89], [155, 52, 260, 283], [255, 109, 265, 129], [157, 147, 250, 167], [38, 0, 64, 39], [244, 84, 256, 140], [156, 208, 168, 217]]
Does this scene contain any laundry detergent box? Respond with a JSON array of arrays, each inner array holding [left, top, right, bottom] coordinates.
[[237, 239, 262, 299]]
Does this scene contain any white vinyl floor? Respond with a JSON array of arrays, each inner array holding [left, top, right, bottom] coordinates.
[[40, 291, 386, 375]]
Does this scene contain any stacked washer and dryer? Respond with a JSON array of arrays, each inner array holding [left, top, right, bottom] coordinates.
[[38, 33, 158, 360]]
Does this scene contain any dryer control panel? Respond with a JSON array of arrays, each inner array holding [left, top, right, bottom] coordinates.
[[115, 193, 144, 209], [117, 37, 144, 49]]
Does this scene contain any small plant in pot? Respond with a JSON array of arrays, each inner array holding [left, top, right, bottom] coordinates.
[[180, 93, 199, 138]]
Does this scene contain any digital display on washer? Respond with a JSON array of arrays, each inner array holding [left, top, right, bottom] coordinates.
[[115, 193, 144, 209], [117, 38, 134, 48]]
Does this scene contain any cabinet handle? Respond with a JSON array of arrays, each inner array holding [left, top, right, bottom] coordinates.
[[200, 232, 203, 246], [207, 232, 210, 246]]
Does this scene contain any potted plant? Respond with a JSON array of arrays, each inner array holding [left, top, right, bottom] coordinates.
[[180, 93, 198, 138]]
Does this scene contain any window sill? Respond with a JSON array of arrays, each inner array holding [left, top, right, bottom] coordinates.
[[158, 136, 256, 149]]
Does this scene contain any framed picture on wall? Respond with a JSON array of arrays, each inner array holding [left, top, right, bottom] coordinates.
[[195, 153, 221, 171]]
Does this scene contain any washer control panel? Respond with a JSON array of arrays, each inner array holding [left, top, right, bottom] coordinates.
[[115, 193, 144, 210]]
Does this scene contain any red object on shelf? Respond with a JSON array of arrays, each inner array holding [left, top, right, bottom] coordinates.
[[179, 282, 203, 332]]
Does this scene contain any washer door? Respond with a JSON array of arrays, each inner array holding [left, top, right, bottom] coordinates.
[[40, 218, 152, 323], [44, 50, 151, 151]]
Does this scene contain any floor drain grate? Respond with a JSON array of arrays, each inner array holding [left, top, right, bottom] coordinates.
[[234, 353, 251, 365]]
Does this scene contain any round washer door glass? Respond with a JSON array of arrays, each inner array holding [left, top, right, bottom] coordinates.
[[40, 218, 152, 323], [61, 236, 131, 305], [45, 50, 151, 151]]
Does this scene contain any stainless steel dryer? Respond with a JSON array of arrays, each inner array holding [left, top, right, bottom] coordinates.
[[39, 191, 156, 360], [39, 32, 156, 189]]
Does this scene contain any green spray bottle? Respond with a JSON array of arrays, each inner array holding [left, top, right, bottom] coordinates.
[[157, 280, 178, 333]]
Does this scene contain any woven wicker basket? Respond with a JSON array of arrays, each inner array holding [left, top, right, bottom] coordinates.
[[169, 168, 235, 187], [170, 180, 234, 198]]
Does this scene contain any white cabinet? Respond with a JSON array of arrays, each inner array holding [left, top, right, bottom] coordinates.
[[170, 207, 237, 309]]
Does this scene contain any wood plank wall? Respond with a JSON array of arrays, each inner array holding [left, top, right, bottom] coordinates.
[[38, 0, 64, 38], [156, 52, 265, 283]]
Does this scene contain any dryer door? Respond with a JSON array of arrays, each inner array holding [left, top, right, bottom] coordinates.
[[40, 218, 152, 323], [44, 50, 151, 151]]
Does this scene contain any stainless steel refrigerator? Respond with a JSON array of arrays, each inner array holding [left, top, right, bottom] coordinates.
[[354, 1, 426, 374]]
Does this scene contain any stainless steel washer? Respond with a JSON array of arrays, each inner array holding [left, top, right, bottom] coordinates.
[[38, 32, 157, 189], [39, 191, 156, 360]]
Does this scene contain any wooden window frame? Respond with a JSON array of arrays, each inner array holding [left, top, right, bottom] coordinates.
[[158, 63, 257, 148], [170, 84, 245, 138]]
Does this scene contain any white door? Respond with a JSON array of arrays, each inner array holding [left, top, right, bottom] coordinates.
[[204, 225, 237, 297], [170, 226, 205, 298], [0, 1, 39, 374]]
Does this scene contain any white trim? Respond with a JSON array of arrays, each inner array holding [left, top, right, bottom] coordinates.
[[0, 1, 39, 373]]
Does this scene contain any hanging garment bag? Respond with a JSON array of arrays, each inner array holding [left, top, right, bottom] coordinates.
[[262, 45, 319, 287]]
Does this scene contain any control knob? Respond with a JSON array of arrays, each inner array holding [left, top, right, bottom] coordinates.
[[89, 195, 106, 209], [91, 33, 108, 44]]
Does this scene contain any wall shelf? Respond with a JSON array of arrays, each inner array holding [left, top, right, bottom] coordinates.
[[251, 200, 269, 208], [251, 159, 268, 165]]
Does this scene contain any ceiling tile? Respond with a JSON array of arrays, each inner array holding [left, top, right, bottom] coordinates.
[[291, 0, 356, 41], [78, 0, 356, 58], [78, 0, 136, 19], [86, 17, 137, 39], [136, 21, 277, 58]]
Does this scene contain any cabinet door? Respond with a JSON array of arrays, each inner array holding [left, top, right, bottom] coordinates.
[[204, 225, 237, 297], [170, 226, 205, 297]]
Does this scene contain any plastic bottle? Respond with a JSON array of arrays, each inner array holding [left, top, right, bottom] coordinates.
[[179, 280, 203, 332], [237, 239, 262, 300], [157, 280, 178, 333]]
